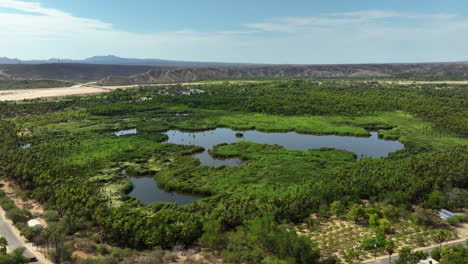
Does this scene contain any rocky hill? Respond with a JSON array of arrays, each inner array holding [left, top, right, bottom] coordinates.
[[0, 63, 155, 81], [97, 62, 468, 85], [2, 61, 468, 84]]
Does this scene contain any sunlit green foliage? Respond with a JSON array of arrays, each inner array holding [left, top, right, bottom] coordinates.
[[0, 79, 466, 259]]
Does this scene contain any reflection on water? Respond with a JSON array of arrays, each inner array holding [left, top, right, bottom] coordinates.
[[19, 143, 31, 149], [129, 177, 200, 205], [130, 127, 404, 205], [114, 129, 138, 137], [163, 128, 404, 166]]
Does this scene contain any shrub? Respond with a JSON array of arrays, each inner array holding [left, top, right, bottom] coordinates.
[[261, 256, 290, 264], [411, 209, 438, 227], [20, 190, 33, 201], [360, 235, 386, 250], [20, 226, 43, 241], [0, 198, 15, 211], [110, 248, 134, 261], [431, 248, 441, 260], [426, 190, 445, 209], [447, 216, 460, 226], [135, 249, 165, 264], [97, 244, 110, 255], [447, 214, 468, 226], [75, 238, 98, 254], [0, 248, 29, 264], [200, 219, 223, 248], [431, 244, 467, 263], [318, 203, 331, 219], [224, 216, 321, 264], [43, 210, 59, 223], [378, 219, 392, 234], [368, 213, 380, 228], [6, 208, 31, 224], [381, 205, 400, 221], [78, 259, 102, 264], [347, 204, 366, 223], [223, 228, 263, 264], [395, 247, 429, 264]]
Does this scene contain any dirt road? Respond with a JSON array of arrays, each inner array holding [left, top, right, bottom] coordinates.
[[0, 181, 51, 263], [0, 204, 46, 263], [0, 70, 10, 78]]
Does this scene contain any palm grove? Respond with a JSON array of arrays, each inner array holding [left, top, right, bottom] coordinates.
[[0, 79, 466, 263]]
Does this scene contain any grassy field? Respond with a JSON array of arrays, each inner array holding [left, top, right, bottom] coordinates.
[[16, 107, 468, 150]]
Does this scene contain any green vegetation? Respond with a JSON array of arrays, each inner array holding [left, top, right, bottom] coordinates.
[[0, 79, 466, 263], [431, 244, 467, 264], [0, 248, 29, 264], [297, 203, 458, 262], [447, 214, 468, 226], [0, 189, 31, 229]]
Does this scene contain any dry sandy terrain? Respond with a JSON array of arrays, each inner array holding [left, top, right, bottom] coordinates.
[[0, 81, 262, 101], [0, 79, 466, 102], [0, 83, 139, 101]]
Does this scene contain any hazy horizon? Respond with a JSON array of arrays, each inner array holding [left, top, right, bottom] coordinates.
[[1, 0, 468, 64], [1, 54, 467, 66]]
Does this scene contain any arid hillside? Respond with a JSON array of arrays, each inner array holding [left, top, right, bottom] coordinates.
[[2, 62, 468, 84], [0, 63, 155, 81], [97, 62, 468, 85]]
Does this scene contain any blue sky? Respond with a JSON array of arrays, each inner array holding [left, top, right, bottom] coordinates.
[[1, 0, 468, 63]]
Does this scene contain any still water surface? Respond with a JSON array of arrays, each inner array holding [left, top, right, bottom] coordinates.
[[164, 128, 404, 166], [130, 128, 404, 205], [129, 177, 201, 205]]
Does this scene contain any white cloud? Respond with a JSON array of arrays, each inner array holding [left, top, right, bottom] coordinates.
[[245, 10, 462, 32], [0, 1, 467, 63], [0, 0, 68, 16]]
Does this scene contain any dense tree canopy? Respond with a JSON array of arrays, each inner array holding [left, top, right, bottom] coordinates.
[[0, 79, 466, 256]]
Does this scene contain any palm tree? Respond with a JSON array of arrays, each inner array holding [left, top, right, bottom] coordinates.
[[0, 236, 8, 254], [384, 239, 396, 264]]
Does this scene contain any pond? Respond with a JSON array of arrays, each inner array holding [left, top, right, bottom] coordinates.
[[19, 143, 31, 149], [163, 128, 404, 167], [114, 129, 138, 137], [129, 177, 200, 205], [129, 127, 404, 205]]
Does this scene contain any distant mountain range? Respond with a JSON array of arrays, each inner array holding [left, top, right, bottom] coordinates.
[[1, 58, 468, 83], [98, 62, 468, 86], [0, 55, 247, 67]]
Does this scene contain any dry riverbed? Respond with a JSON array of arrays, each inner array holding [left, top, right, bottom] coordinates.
[[0, 84, 135, 101], [0, 80, 263, 101]]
